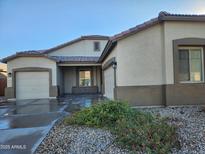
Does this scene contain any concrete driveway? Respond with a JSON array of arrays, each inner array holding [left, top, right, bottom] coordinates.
[[0, 99, 68, 154], [0, 95, 105, 154]]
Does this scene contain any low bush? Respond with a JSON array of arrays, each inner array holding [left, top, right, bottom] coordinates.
[[64, 100, 179, 153], [64, 100, 132, 127]]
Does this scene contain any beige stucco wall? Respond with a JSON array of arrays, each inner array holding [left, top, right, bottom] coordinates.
[[115, 21, 205, 86], [164, 21, 205, 84], [116, 24, 164, 86], [49, 40, 108, 57], [7, 57, 57, 87], [103, 22, 205, 87]]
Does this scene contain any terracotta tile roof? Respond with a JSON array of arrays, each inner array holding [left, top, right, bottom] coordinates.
[[1, 51, 56, 63], [159, 11, 205, 17], [99, 11, 205, 62], [110, 17, 159, 41], [52, 56, 99, 63], [2, 11, 205, 64], [43, 35, 109, 54], [1, 35, 109, 63], [110, 11, 205, 42], [16, 50, 45, 54], [1, 51, 100, 63]]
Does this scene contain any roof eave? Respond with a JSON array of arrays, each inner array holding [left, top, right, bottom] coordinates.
[[99, 12, 205, 63], [113, 20, 160, 42], [158, 11, 205, 22], [98, 40, 117, 63], [43, 35, 110, 54], [1, 54, 57, 63], [57, 61, 99, 64]]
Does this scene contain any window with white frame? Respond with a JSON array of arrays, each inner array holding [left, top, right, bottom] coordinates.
[[178, 47, 204, 82]]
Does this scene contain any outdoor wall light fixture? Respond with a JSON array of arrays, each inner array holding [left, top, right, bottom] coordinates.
[[112, 62, 117, 69], [8, 72, 12, 77]]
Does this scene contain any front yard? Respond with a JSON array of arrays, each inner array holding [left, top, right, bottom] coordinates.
[[35, 101, 205, 154]]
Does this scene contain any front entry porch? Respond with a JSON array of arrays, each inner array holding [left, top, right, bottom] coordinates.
[[57, 65, 102, 96]]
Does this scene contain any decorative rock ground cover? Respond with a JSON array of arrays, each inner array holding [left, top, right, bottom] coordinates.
[[35, 106, 205, 154], [35, 120, 129, 154], [140, 106, 205, 154]]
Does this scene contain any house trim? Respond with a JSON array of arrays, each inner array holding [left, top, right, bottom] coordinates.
[[1, 54, 57, 63], [58, 63, 101, 66], [165, 83, 205, 105], [115, 85, 165, 106], [159, 14, 205, 22], [5, 67, 58, 99], [76, 67, 94, 87], [173, 38, 205, 83], [99, 12, 205, 64], [115, 83, 205, 106], [71, 66, 98, 94]]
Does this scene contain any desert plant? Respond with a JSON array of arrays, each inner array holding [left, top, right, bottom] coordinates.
[[64, 100, 179, 153]]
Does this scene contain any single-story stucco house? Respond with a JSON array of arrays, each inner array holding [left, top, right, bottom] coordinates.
[[2, 11, 205, 106]]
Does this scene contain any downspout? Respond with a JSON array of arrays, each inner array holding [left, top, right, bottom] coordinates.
[[112, 62, 117, 99], [161, 21, 167, 107]]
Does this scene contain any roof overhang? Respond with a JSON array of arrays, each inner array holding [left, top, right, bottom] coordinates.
[[159, 12, 205, 22], [98, 41, 117, 62], [1, 52, 57, 63], [1, 35, 109, 63], [43, 35, 109, 54], [98, 11, 205, 63], [1, 52, 101, 66], [58, 63, 101, 66]]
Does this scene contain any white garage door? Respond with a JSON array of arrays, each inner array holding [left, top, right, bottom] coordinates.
[[104, 67, 115, 99], [16, 72, 49, 100]]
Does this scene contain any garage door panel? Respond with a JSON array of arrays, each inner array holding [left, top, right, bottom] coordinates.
[[104, 67, 114, 99], [16, 72, 49, 100]]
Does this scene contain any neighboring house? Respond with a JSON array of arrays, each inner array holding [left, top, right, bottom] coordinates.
[[0, 63, 7, 96], [2, 12, 205, 106]]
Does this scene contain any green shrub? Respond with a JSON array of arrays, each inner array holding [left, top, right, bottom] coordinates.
[[114, 114, 179, 153], [64, 100, 131, 127], [64, 101, 179, 153]]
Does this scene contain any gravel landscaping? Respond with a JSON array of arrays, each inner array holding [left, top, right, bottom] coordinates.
[[35, 106, 205, 154], [140, 106, 205, 154], [35, 120, 129, 154]]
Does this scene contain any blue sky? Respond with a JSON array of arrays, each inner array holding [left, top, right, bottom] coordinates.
[[1, 0, 205, 58]]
